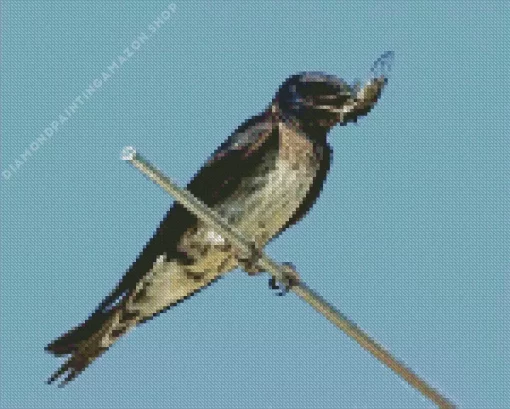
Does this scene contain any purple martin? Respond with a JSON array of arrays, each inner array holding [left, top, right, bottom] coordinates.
[[46, 51, 393, 386]]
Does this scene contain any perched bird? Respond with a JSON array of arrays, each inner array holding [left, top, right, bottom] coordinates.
[[46, 51, 394, 386]]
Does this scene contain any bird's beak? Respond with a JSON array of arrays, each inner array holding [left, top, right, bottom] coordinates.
[[335, 51, 394, 124], [332, 77, 386, 123]]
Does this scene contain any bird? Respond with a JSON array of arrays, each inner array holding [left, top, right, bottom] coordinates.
[[46, 51, 394, 386]]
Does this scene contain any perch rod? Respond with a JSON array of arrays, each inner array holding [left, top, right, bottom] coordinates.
[[121, 146, 454, 409]]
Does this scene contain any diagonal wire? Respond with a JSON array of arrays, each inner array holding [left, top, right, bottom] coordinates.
[[121, 146, 455, 409]]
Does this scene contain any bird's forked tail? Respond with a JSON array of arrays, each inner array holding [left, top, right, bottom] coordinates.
[[45, 300, 138, 387]]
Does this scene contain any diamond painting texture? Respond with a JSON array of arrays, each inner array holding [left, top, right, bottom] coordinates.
[[1, 1, 508, 408], [45, 60, 390, 385]]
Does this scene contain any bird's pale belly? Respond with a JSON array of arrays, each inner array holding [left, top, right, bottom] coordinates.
[[220, 151, 319, 246], [178, 128, 321, 279]]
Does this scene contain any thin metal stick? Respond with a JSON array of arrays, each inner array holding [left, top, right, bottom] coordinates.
[[121, 146, 455, 409]]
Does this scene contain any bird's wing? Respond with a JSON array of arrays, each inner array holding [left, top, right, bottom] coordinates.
[[186, 108, 278, 207], [101, 108, 278, 312], [46, 107, 279, 357]]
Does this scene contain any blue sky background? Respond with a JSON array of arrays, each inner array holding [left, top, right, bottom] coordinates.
[[1, 1, 508, 408]]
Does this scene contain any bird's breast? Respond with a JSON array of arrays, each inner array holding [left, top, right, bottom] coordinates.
[[178, 124, 323, 277], [219, 134, 321, 247]]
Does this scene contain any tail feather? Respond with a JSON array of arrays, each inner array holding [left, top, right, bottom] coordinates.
[[46, 303, 137, 386], [45, 310, 112, 356], [47, 344, 106, 387], [46, 245, 237, 386]]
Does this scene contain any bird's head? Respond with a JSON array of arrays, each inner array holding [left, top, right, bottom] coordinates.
[[274, 72, 353, 134], [273, 52, 393, 138]]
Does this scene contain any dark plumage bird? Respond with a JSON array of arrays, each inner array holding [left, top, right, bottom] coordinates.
[[46, 52, 393, 386]]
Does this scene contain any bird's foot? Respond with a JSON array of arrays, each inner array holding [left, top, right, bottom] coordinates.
[[268, 262, 300, 296], [237, 242, 264, 276]]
